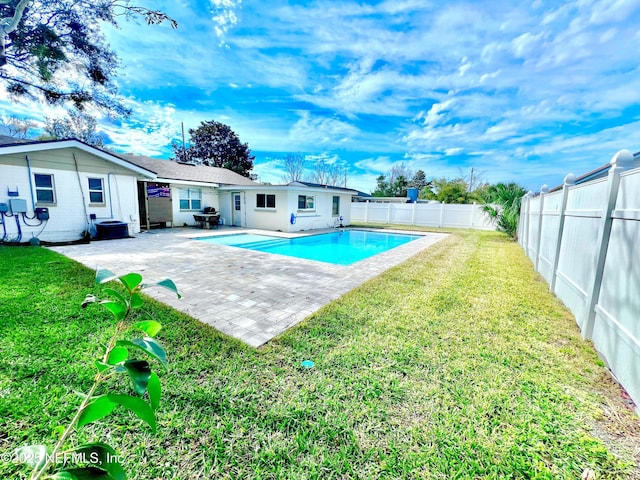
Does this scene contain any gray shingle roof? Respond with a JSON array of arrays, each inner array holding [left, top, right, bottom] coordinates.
[[121, 154, 258, 186], [0, 134, 29, 145]]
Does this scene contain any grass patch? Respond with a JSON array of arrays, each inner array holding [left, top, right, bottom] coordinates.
[[0, 231, 638, 479]]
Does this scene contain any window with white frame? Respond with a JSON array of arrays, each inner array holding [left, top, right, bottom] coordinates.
[[256, 193, 276, 208], [34, 173, 55, 204], [297, 194, 315, 210], [88, 177, 105, 204], [332, 196, 340, 216], [179, 188, 202, 210]]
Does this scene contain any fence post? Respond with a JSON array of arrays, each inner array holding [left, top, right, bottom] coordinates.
[[387, 202, 392, 224], [583, 149, 634, 340], [534, 185, 549, 271], [412, 201, 416, 226], [364, 200, 369, 224], [549, 173, 575, 292], [519, 192, 529, 248], [439, 203, 445, 228], [470, 202, 475, 227], [525, 191, 534, 255]]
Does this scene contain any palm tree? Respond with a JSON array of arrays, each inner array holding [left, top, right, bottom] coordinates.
[[482, 183, 526, 239]]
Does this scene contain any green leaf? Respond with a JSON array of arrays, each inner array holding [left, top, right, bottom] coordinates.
[[117, 337, 167, 368], [52, 425, 65, 440], [107, 347, 128, 365], [107, 394, 156, 433], [119, 273, 143, 292], [100, 300, 127, 321], [132, 320, 162, 337], [123, 360, 151, 395], [64, 442, 125, 480], [147, 372, 161, 410], [81, 294, 96, 309], [130, 292, 144, 309], [95, 360, 110, 373], [50, 467, 112, 479], [103, 288, 127, 306], [13, 444, 51, 469], [77, 395, 116, 429], [142, 278, 181, 298], [96, 268, 118, 285]]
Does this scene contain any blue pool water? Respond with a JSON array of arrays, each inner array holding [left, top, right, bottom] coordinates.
[[196, 230, 422, 265]]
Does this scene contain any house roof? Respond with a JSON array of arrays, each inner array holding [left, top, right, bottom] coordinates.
[[0, 138, 156, 178], [0, 134, 29, 145], [286, 181, 359, 194], [120, 154, 258, 186]]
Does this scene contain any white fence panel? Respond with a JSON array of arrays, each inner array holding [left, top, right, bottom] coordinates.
[[538, 190, 563, 284], [526, 196, 541, 263], [592, 169, 640, 406], [413, 204, 444, 227], [553, 180, 608, 329], [519, 149, 640, 411], [351, 202, 495, 230]]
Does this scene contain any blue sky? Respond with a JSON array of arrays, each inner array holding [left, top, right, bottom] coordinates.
[[2, 0, 640, 193]]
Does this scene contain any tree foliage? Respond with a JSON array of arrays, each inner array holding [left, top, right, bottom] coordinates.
[[0, 0, 176, 115], [481, 182, 526, 239], [44, 109, 105, 147], [372, 163, 415, 197], [422, 177, 471, 203], [372, 174, 410, 197], [409, 169, 428, 190], [172, 120, 256, 178]]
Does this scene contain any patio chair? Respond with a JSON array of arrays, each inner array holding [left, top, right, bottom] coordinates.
[[193, 215, 205, 228], [206, 215, 220, 229]]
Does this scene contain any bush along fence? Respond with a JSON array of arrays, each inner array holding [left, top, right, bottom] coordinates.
[[351, 201, 496, 230], [519, 149, 640, 411]]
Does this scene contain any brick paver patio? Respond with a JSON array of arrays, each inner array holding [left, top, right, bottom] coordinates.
[[51, 227, 447, 347]]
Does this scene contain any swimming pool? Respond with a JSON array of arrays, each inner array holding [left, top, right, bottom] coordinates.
[[196, 230, 423, 265]]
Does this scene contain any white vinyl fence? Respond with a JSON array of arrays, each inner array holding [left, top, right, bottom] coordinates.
[[519, 149, 640, 410], [351, 201, 496, 230]]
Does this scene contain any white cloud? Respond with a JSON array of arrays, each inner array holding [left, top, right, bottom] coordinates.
[[102, 100, 180, 157], [287, 111, 359, 148], [210, 0, 242, 40], [511, 31, 546, 59]]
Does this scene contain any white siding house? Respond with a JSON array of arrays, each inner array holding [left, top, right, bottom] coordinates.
[[0, 138, 155, 243], [0, 140, 358, 242], [219, 183, 355, 232], [124, 156, 357, 233], [122, 154, 258, 229]]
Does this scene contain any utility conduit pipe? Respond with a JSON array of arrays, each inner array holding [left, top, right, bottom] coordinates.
[[72, 153, 91, 231]]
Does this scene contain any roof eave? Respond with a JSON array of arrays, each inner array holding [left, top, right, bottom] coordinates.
[[0, 139, 157, 178], [218, 184, 358, 194]]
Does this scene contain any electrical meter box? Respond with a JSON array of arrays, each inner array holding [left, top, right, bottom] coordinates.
[[35, 207, 50, 220], [9, 198, 27, 213], [0, 203, 8, 213]]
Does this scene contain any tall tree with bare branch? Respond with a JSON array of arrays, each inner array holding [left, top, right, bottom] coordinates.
[[280, 153, 307, 183], [0, 0, 176, 115]]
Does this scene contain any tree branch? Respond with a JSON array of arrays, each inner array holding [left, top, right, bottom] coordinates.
[[0, 0, 32, 66]]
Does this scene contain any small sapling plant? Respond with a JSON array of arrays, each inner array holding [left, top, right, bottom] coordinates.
[[13, 268, 180, 479]]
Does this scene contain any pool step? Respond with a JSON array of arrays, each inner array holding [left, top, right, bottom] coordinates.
[[235, 239, 288, 250]]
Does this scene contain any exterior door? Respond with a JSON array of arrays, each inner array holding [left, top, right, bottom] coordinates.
[[140, 182, 172, 229], [232, 192, 242, 226]]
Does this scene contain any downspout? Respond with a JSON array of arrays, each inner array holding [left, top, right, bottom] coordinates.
[[72, 153, 91, 231], [107, 173, 114, 219], [25, 155, 36, 209]]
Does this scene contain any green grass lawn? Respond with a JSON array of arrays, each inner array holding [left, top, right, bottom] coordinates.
[[1, 230, 638, 479]]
